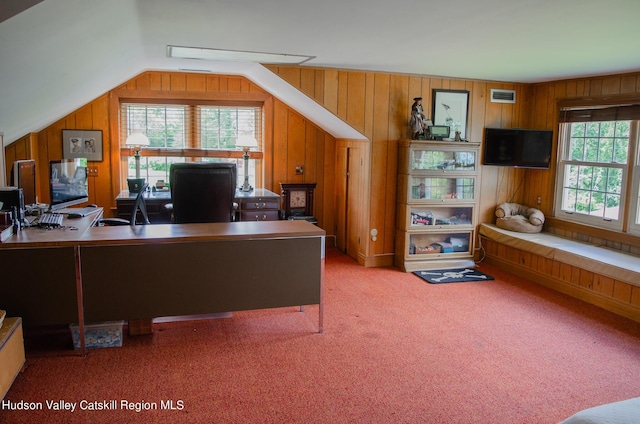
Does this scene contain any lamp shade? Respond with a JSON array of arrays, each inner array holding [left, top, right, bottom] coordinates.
[[236, 135, 258, 149], [125, 133, 150, 147]]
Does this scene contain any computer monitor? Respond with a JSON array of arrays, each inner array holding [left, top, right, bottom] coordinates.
[[49, 158, 89, 211], [0, 187, 24, 212], [10, 159, 37, 206]]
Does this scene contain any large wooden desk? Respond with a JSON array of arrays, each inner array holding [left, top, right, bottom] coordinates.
[[0, 214, 325, 346]]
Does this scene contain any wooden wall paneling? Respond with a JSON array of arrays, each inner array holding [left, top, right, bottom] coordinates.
[[285, 110, 305, 183], [370, 74, 390, 256], [148, 72, 163, 91], [579, 269, 594, 289], [632, 286, 640, 307], [346, 72, 366, 134], [620, 75, 637, 93], [170, 73, 187, 91], [262, 96, 274, 190], [108, 91, 123, 213], [272, 100, 289, 190], [186, 74, 207, 92], [363, 73, 375, 141], [322, 69, 339, 115], [304, 126, 318, 184], [3, 144, 15, 183], [322, 132, 336, 237], [226, 77, 242, 93], [335, 145, 347, 250], [307, 128, 321, 225], [278, 67, 301, 89], [349, 144, 364, 258], [468, 87, 486, 150], [36, 132, 49, 203], [613, 281, 632, 303], [135, 73, 151, 91], [314, 69, 325, 104], [384, 75, 407, 255], [601, 76, 622, 95], [337, 71, 349, 121], [478, 84, 507, 223], [420, 78, 432, 122], [300, 68, 316, 99], [90, 95, 112, 210]]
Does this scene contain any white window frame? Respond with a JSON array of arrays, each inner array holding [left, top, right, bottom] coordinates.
[[120, 102, 263, 190], [629, 134, 640, 235], [554, 120, 640, 234]]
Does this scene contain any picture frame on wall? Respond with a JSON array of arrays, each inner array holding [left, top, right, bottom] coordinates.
[[432, 89, 469, 140], [62, 129, 103, 161]]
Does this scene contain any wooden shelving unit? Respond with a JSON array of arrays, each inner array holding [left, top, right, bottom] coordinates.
[[395, 140, 480, 272]]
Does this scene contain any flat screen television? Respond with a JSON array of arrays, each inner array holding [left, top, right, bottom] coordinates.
[[10, 159, 37, 206], [483, 128, 553, 169], [49, 158, 89, 211]]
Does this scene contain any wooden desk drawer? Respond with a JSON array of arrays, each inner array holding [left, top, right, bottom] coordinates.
[[239, 210, 280, 221], [240, 200, 279, 210]]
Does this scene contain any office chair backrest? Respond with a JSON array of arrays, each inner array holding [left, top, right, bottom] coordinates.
[[98, 183, 150, 226], [169, 162, 237, 224]]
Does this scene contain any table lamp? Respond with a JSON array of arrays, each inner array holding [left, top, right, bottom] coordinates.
[[236, 135, 258, 192], [125, 132, 150, 193]]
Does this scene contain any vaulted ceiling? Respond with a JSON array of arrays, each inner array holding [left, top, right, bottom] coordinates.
[[2, 0, 640, 144]]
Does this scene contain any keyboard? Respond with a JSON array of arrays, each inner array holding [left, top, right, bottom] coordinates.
[[38, 213, 64, 227], [53, 206, 100, 217]]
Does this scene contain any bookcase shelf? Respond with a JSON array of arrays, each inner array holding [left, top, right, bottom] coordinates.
[[395, 140, 480, 272]]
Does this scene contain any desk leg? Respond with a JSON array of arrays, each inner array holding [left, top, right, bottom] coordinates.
[[318, 237, 325, 334], [74, 245, 86, 356]]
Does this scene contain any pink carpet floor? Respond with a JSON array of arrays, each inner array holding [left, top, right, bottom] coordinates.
[[2, 247, 640, 423]]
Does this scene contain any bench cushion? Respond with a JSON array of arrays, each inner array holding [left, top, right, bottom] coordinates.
[[479, 223, 640, 287]]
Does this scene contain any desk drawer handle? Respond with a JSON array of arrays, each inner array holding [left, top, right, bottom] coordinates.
[[254, 202, 267, 209], [254, 214, 267, 221]]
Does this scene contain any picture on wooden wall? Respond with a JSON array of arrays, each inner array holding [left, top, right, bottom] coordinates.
[[432, 90, 469, 140], [62, 129, 103, 161]]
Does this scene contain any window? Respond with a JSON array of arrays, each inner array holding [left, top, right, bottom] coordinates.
[[120, 102, 262, 188], [555, 102, 640, 234]]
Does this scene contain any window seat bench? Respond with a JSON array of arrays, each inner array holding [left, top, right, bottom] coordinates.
[[478, 223, 640, 323]]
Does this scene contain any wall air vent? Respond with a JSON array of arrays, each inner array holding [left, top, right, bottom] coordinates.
[[490, 89, 516, 103]]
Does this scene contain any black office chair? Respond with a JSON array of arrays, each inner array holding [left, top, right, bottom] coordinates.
[[168, 163, 237, 224], [100, 183, 150, 226]]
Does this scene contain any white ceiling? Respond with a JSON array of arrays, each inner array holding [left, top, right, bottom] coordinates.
[[2, 0, 640, 144]]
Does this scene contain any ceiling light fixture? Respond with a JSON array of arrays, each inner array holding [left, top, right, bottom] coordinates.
[[167, 45, 314, 65]]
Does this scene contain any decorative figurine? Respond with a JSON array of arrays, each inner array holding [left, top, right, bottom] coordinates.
[[454, 131, 461, 142], [409, 97, 428, 139]]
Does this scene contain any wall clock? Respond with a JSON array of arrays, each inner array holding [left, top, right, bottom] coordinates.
[[280, 182, 317, 218]]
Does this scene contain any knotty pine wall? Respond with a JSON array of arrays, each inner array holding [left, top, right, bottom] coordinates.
[[266, 65, 532, 265], [6, 71, 337, 237], [5, 67, 536, 266]]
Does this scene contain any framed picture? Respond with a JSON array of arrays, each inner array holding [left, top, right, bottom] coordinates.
[[432, 89, 470, 140], [62, 129, 103, 161]]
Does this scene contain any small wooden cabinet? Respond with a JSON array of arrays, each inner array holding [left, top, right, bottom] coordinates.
[[0, 317, 25, 400], [395, 140, 480, 272], [234, 188, 280, 221]]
